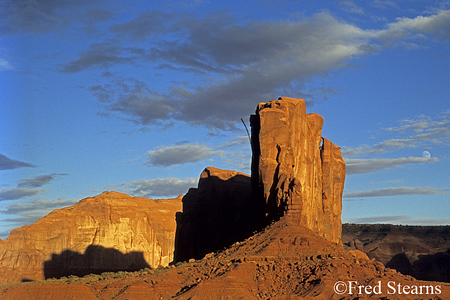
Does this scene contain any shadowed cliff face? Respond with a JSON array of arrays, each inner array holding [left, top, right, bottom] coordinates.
[[174, 167, 258, 262], [44, 245, 150, 279]]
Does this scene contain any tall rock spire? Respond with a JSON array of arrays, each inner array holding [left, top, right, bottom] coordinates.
[[250, 97, 346, 243]]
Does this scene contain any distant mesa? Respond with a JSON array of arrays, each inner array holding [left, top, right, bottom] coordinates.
[[343, 223, 450, 283], [0, 191, 182, 283]]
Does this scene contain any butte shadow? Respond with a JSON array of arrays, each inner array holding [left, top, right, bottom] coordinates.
[[43, 244, 150, 279]]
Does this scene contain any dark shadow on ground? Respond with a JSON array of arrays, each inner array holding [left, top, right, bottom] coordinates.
[[43, 244, 150, 279]]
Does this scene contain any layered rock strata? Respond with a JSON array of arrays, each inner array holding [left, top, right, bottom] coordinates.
[[0, 191, 182, 283], [251, 97, 345, 243]]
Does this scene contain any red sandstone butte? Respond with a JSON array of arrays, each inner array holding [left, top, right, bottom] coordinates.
[[0, 191, 182, 283], [251, 97, 345, 244]]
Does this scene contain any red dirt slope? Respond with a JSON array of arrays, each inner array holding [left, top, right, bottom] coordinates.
[[1, 217, 449, 299]]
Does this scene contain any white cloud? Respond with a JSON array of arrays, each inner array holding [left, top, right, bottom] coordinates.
[[4, 198, 77, 214], [0, 58, 13, 71], [340, 1, 365, 15], [343, 215, 450, 225], [385, 113, 450, 144], [342, 139, 417, 157], [0, 198, 78, 238], [218, 135, 250, 149], [113, 177, 198, 198], [344, 186, 450, 198], [372, 9, 450, 44], [345, 156, 438, 174], [146, 143, 224, 167], [391, 10, 450, 38], [343, 110, 450, 158]]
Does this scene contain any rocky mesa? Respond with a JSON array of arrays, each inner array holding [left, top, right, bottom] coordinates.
[[0, 191, 182, 283], [343, 223, 450, 283]]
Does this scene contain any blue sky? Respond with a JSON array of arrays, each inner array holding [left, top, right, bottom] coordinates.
[[1, 0, 450, 239]]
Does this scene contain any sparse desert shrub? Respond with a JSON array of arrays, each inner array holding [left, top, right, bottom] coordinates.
[[141, 267, 152, 273], [175, 261, 186, 267], [100, 272, 117, 279]]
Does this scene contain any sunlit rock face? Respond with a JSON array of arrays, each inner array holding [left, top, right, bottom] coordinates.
[[251, 97, 346, 243], [0, 191, 182, 283]]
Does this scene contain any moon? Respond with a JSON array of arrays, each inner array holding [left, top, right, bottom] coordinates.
[[422, 151, 431, 159]]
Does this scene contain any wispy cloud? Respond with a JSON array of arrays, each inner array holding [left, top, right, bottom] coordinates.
[[0, 153, 34, 170], [0, 197, 78, 238], [88, 77, 179, 126], [345, 156, 438, 174], [340, 1, 365, 15], [342, 139, 418, 157], [0, 187, 45, 201], [3, 198, 77, 215], [146, 143, 224, 167], [343, 110, 450, 158], [111, 177, 198, 198], [110, 11, 174, 40], [344, 186, 450, 198], [76, 9, 450, 129], [60, 40, 137, 73], [385, 113, 450, 144], [0, 173, 67, 201], [343, 215, 450, 225], [378, 9, 450, 42], [0, 0, 109, 35], [17, 173, 67, 188], [0, 58, 13, 71]]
